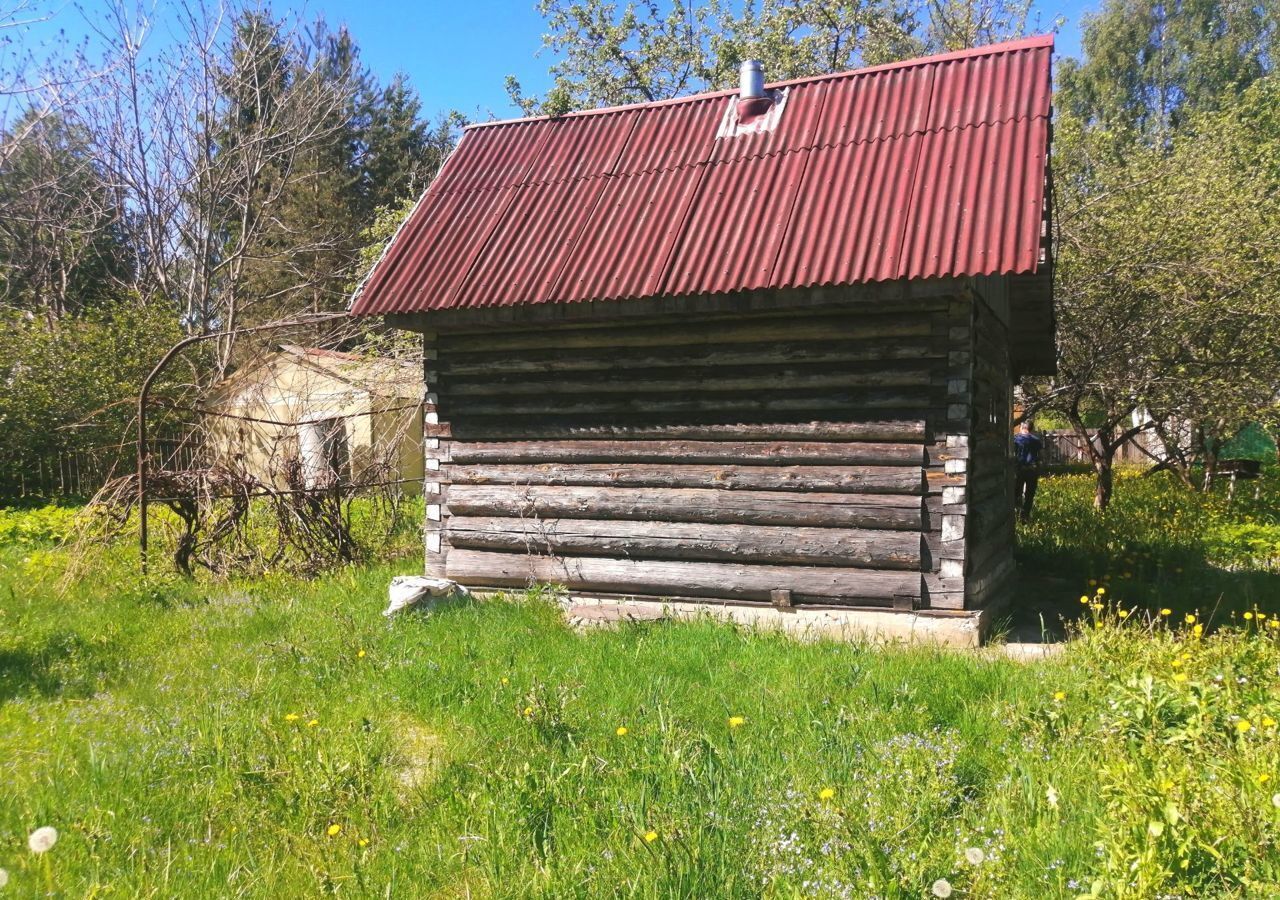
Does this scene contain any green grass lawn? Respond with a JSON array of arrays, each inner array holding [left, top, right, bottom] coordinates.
[[0, 472, 1277, 898]]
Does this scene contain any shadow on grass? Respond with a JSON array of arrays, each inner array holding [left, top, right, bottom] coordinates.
[[0, 631, 118, 703]]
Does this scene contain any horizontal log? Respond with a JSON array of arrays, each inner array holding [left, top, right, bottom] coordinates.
[[440, 313, 934, 353], [449, 463, 924, 494], [448, 440, 923, 467], [446, 484, 923, 530], [446, 517, 921, 569], [447, 388, 935, 418], [428, 420, 927, 443], [443, 364, 934, 397], [444, 549, 920, 605], [439, 339, 943, 376]]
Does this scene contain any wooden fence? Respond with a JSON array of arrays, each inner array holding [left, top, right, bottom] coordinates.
[[1039, 430, 1153, 466], [1, 436, 199, 501]]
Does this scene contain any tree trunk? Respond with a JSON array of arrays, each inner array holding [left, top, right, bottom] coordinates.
[[1093, 456, 1114, 511]]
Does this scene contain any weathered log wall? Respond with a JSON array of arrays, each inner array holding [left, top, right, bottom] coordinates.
[[964, 293, 1017, 607], [413, 287, 1014, 611]]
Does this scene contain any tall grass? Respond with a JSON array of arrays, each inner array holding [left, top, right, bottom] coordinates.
[[0, 473, 1277, 897]]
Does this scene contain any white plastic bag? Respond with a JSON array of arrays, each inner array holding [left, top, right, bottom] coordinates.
[[384, 575, 469, 617]]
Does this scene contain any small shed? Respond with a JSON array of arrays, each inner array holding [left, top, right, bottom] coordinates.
[[205, 345, 424, 493], [350, 37, 1056, 642]]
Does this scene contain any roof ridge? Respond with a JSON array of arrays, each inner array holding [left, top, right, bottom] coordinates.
[[465, 35, 1054, 133], [424, 109, 1053, 198]]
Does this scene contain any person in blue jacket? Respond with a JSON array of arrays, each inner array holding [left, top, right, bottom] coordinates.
[[1013, 420, 1043, 523]]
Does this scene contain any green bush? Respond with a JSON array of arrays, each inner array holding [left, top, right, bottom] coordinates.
[[0, 503, 81, 547]]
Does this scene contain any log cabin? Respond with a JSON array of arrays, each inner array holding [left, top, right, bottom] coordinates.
[[349, 36, 1056, 644]]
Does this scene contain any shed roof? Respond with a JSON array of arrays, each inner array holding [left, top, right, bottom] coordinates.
[[351, 35, 1053, 317]]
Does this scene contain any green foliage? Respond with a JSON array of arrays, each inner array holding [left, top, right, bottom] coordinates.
[[506, 0, 1035, 114], [0, 534, 1275, 897], [1017, 468, 1280, 613], [0, 504, 81, 547], [0, 303, 184, 484]]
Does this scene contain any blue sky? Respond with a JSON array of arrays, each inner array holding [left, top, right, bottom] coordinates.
[[18, 0, 1096, 122]]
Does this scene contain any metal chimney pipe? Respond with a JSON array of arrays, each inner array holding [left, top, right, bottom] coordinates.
[[739, 60, 765, 99]]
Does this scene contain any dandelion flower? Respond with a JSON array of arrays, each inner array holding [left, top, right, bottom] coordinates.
[[1173, 673, 1189, 683], [0, 868, 8, 888], [1097, 587, 1106, 596], [819, 787, 836, 801], [1171, 658, 1182, 667], [644, 830, 658, 843], [1258, 773, 1272, 785], [1262, 717, 1277, 728], [1046, 785, 1059, 808], [327, 824, 342, 837], [1079, 596, 1089, 604], [932, 878, 953, 898], [1053, 691, 1066, 702], [357, 649, 366, 658], [358, 838, 369, 847], [1270, 620, 1279, 630], [616, 726, 628, 736], [500, 677, 509, 685], [965, 847, 985, 865], [27, 827, 57, 853], [1185, 614, 1197, 624], [1244, 612, 1254, 620], [1117, 609, 1130, 619], [1192, 624, 1203, 637], [285, 713, 300, 722], [307, 719, 319, 727], [1236, 719, 1252, 734], [728, 716, 745, 729], [522, 706, 533, 717], [1160, 608, 1172, 617], [1273, 794, 1280, 809]]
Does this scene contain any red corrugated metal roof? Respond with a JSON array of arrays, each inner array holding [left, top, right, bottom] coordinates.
[[352, 35, 1053, 316]]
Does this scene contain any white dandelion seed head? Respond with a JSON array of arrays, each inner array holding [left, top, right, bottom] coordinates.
[[932, 878, 953, 898], [965, 846, 985, 865], [28, 826, 57, 854], [0, 867, 8, 888], [1046, 785, 1059, 808], [1273, 793, 1280, 809]]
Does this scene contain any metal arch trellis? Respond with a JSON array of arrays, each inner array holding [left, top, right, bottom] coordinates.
[[135, 312, 348, 575]]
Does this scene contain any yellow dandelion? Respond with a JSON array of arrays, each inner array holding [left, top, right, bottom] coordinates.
[[1094, 621, 1104, 629], [285, 713, 300, 721], [523, 706, 533, 717], [1159, 608, 1172, 617], [1159, 779, 1174, 792], [1097, 587, 1106, 596], [728, 715, 746, 729], [616, 726, 628, 736], [1262, 716, 1277, 728], [327, 823, 342, 837], [1258, 612, 1267, 620], [307, 719, 319, 727], [1173, 673, 1189, 683], [1079, 595, 1089, 604], [1236, 719, 1253, 734], [358, 838, 369, 847], [644, 830, 658, 843], [1258, 773, 1273, 786], [1118, 609, 1130, 619], [1269, 619, 1279, 630], [500, 677, 509, 685], [1185, 613, 1197, 624], [1171, 658, 1183, 667], [1244, 612, 1254, 620], [1053, 691, 1066, 702], [357, 649, 366, 658], [819, 787, 836, 801], [1193, 624, 1203, 637]]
